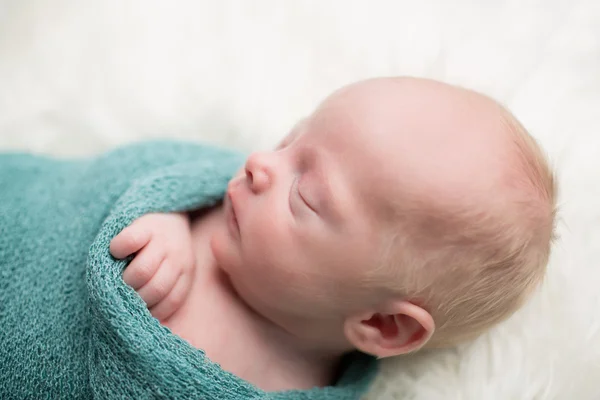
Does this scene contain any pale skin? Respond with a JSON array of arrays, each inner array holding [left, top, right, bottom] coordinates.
[[110, 77, 514, 391]]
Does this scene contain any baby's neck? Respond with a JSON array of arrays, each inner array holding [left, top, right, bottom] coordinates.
[[162, 206, 340, 391]]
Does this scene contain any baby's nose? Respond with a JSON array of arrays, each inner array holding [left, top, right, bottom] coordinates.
[[244, 152, 273, 193]]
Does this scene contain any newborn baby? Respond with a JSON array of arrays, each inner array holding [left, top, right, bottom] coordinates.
[[110, 77, 556, 391]]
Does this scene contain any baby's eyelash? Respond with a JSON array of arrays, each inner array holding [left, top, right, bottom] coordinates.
[[289, 176, 307, 212], [295, 177, 316, 213]]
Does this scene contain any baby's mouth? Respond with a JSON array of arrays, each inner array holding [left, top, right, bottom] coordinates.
[[226, 192, 240, 238]]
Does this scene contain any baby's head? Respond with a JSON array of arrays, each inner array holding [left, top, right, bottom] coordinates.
[[210, 77, 556, 357]]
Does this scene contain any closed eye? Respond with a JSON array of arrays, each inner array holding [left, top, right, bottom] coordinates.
[[295, 177, 316, 213], [290, 176, 316, 214]]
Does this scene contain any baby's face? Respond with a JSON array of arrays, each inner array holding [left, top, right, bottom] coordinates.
[[209, 97, 395, 338], [210, 130, 388, 339], [210, 77, 510, 340]]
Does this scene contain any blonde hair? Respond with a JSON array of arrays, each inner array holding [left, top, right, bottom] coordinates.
[[376, 104, 556, 348]]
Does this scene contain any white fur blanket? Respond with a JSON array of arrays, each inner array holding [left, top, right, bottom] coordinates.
[[1, 1, 598, 398]]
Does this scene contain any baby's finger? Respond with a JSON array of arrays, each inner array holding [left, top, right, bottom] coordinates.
[[122, 246, 165, 290], [149, 274, 191, 322], [110, 224, 152, 259], [136, 259, 180, 308]]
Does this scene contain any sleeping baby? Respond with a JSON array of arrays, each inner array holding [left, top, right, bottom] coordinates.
[[109, 77, 556, 391]]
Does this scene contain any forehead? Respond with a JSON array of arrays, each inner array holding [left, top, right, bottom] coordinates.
[[295, 79, 511, 222], [297, 99, 403, 223]]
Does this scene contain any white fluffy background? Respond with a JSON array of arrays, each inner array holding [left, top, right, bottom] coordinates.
[[1, 1, 599, 399]]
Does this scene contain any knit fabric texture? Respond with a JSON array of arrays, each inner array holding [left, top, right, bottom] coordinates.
[[0, 140, 377, 399]]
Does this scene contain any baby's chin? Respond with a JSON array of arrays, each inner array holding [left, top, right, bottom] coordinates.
[[207, 233, 244, 295], [209, 217, 248, 281], [208, 223, 233, 271]]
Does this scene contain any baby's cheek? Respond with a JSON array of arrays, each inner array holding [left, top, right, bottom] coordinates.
[[243, 252, 302, 298], [243, 214, 317, 300]]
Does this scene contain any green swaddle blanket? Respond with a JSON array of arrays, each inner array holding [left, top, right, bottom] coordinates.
[[0, 140, 377, 399]]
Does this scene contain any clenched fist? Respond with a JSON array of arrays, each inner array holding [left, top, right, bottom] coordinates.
[[110, 212, 196, 322]]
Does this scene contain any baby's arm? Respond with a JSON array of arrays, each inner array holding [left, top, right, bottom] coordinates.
[[109, 212, 196, 322]]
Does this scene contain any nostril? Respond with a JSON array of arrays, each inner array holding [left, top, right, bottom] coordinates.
[[245, 168, 254, 184]]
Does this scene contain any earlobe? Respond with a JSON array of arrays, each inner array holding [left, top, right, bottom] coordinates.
[[343, 301, 435, 358]]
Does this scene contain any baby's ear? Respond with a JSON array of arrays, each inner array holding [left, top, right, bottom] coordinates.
[[343, 301, 435, 358]]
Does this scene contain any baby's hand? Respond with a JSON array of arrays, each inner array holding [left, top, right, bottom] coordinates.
[[110, 212, 195, 322]]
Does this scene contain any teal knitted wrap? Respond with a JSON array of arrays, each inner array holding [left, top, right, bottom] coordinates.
[[0, 140, 377, 399]]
